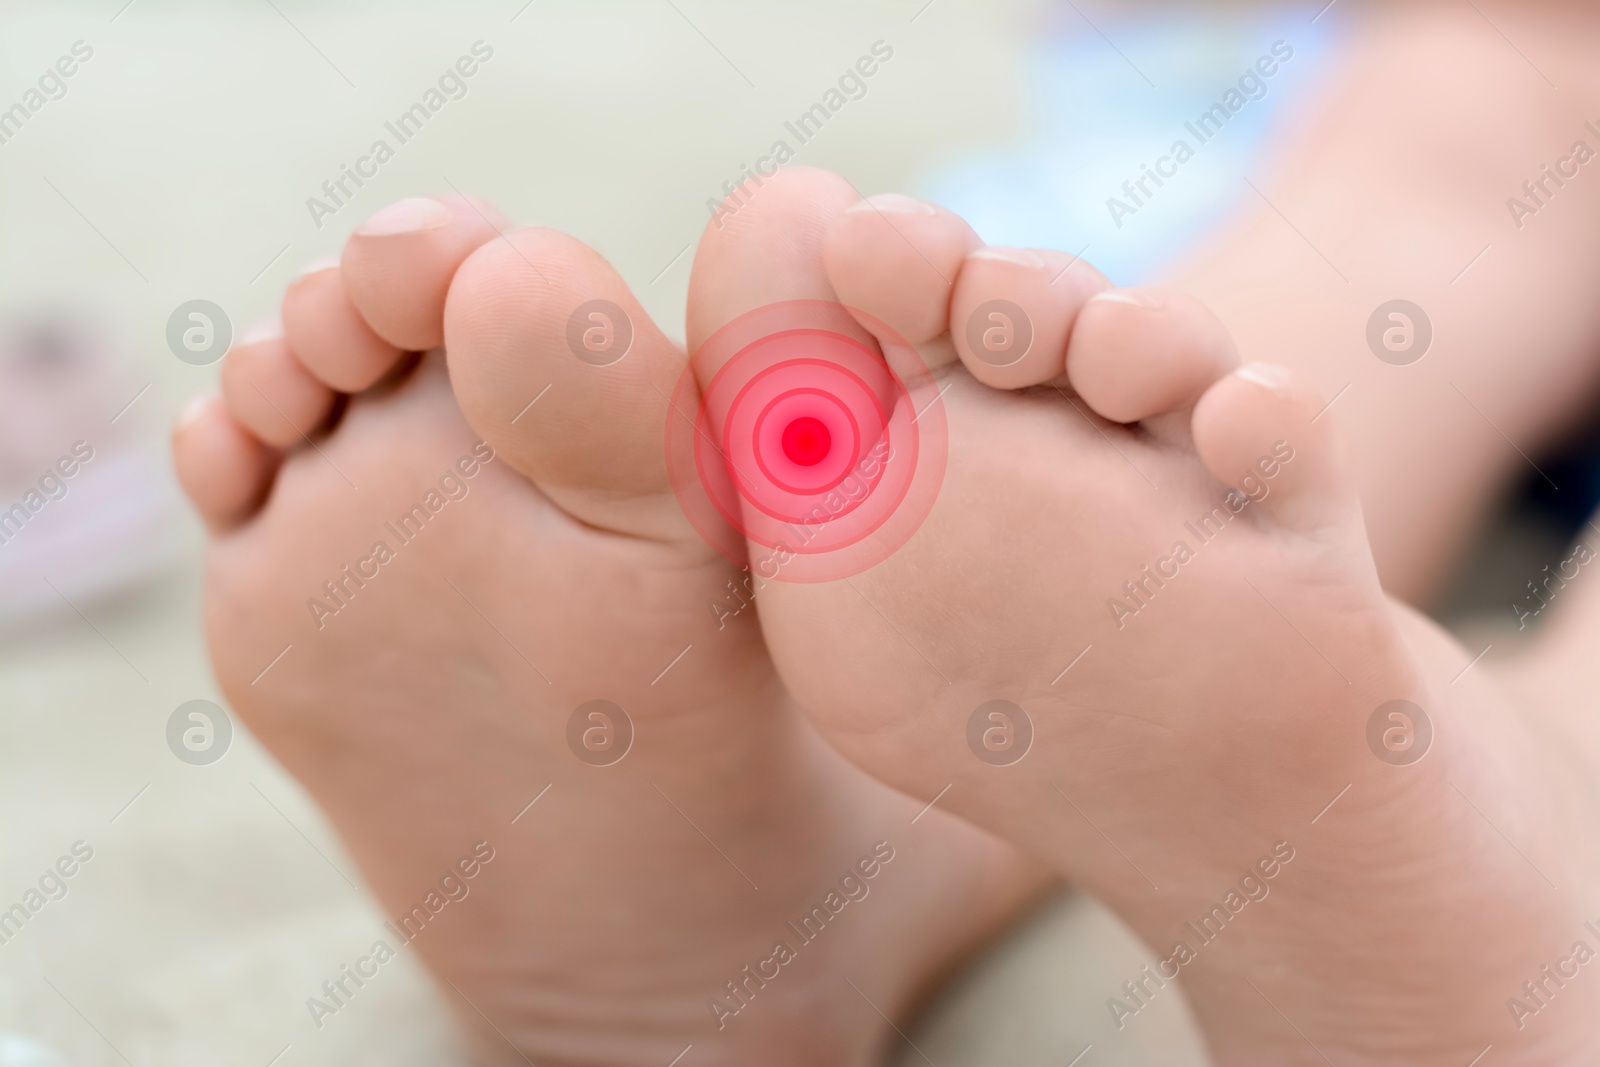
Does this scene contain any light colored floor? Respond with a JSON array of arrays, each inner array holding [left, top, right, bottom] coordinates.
[[0, 2, 1213, 1064]]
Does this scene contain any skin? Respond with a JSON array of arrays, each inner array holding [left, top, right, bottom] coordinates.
[[167, 3, 1600, 1057], [1164, 0, 1600, 605], [172, 195, 1046, 1067], [687, 166, 1600, 1064]]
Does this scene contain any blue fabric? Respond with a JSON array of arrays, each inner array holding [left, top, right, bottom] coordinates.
[[921, 7, 1600, 532], [920, 8, 1338, 285]]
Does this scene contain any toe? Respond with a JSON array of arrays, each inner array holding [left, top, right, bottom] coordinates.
[[1066, 289, 1241, 437], [282, 258, 405, 393], [686, 167, 953, 581], [1191, 363, 1360, 534], [172, 395, 277, 531], [690, 168, 903, 388], [342, 195, 505, 350], [444, 226, 690, 538], [219, 319, 337, 448], [821, 192, 980, 353], [690, 167, 862, 353], [948, 246, 1110, 389]]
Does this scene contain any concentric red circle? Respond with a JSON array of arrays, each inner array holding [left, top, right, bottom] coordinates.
[[666, 301, 948, 583], [781, 416, 830, 467]]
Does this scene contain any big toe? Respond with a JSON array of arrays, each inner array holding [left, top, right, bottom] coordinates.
[[687, 167, 859, 357], [443, 227, 692, 540], [684, 168, 955, 583]]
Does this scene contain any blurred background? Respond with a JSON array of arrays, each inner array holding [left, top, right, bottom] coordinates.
[[0, 1, 1588, 1064]]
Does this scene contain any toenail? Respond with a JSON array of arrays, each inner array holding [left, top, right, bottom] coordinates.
[[847, 193, 937, 216], [176, 394, 213, 429], [357, 196, 452, 236], [969, 247, 1045, 269], [295, 255, 340, 279], [1234, 362, 1295, 396], [1090, 289, 1162, 309], [239, 318, 283, 345]]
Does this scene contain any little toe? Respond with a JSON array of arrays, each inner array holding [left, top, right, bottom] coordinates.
[[1192, 363, 1360, 535], [171, 395, 278, 531]]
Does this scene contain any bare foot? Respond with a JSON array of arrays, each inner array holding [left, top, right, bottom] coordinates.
[[684, 168, 1600, 1064], [172, 195, 1043, 1066], [1168, 2, 1600, 604]]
